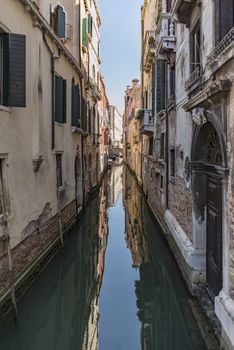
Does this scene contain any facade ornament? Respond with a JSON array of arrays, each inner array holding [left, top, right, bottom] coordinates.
[[192, 107, 207, 126]]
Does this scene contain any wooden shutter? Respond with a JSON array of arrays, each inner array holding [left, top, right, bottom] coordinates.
[[62, 79, 67, 123], [55, 75, 63, 123], [72, 84, 79, 127], [82, 18, 88, 47], [3, 33, 26, 107], [156, 59, 166, 113], [56, 6, 66, 38], [88, 15, 93, 35]]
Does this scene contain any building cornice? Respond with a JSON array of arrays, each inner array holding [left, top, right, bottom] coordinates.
[[18, 0, 85, 78]]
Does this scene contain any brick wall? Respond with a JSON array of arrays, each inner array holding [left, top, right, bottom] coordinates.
[[169, 176, 193, 242], [0, 200, 77, 299]]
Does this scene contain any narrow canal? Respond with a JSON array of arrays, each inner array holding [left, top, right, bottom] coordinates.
[[0, 166, 213, 349]]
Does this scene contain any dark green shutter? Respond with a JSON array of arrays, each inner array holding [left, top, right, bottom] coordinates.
[[219, 0, 234, 40], [62, 79, 67, 123], [88, 15, 93, 35], [55, 76, 63, 122], [156, 59, 166, 113], [3, 33, 26, 107], [72, 84, 79, 127], [82, 18, 88, 47], [56, 6, 66, 38]]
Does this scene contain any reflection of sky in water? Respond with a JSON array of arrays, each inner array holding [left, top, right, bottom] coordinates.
[[0, 166, 211, 350]]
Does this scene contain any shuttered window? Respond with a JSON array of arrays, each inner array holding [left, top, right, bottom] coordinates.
[[55, 6, 66, 38], [88, 15, 93, 36], [82, 18, 88, 47], [156, 59, 166, 113], [55, 75, 66, 123], [72, 83, 81, 128], [219, 0, 234, 41], [170, 149, 175, 177], [1, 33, 26, 107]]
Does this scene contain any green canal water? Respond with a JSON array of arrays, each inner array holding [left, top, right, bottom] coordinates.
[[0, 166, 211, 349]]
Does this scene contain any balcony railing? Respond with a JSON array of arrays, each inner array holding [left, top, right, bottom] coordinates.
[[140, 109, 154, 135], [185, 66, 203, 91], [207, 26, 234, 63]]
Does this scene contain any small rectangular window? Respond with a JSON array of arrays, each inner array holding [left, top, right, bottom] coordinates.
[[148, 137, 153, 156], [170, 149, 175, 177], [56, 154, 63, 188], [160, 133, 165, 159], [160, 175, 164, 189]]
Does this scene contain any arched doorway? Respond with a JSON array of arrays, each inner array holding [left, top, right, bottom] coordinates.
[[191, 120, 227, 297]]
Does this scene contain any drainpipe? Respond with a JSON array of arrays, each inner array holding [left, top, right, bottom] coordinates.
[[0, 174, 17, 320]]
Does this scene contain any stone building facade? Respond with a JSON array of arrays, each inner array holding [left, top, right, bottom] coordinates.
[[137, 0, 234, 347], [123, 79, 142, 183], [0, 0, 109, 317]]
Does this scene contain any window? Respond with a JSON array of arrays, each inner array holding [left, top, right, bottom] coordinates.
[[160, 133, 165, 159], [217, 0, 234, 42], [55, 75, 66, 123], [160, 175, 164, 189], [156, 59, 166, 113], [88, 14, 93, 37], [56, 154, 63, 188], [170, 149, 175, 177], [52, 5, 66, 38], [190, 23, 201, 72], [170, 64, 175, 98], [71, 82, 81, 128], [0, 32, 26, 107], [82, 18, 88, 47], [148, 137, 153, 156], [166, 0, 172, 12]]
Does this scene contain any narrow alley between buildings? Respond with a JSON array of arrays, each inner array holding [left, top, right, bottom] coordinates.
[[0, 166, 218, 350]]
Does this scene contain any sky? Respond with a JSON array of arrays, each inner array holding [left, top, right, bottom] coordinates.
[[98, 0, 143, 114]]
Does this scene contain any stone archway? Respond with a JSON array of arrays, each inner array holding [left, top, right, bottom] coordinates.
[[191, 120, 227, 297]]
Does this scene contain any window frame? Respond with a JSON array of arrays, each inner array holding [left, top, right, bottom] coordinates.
[[190, 21, 201, 73]]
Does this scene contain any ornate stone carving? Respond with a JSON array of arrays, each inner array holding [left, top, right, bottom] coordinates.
[[192, 108, 207, 126]]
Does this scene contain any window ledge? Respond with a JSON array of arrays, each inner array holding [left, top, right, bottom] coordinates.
[[0, 105, 11, 113], [55, 122, 65, 126], [71, 126, 83, 134], [58, 186, 65, 193]]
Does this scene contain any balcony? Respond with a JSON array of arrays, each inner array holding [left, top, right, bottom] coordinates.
[[143, 30, 156, 73], [207, 26, 234, 64], [140, 110, 154, 135], [173, 0, 199, 27], [185, 66, 203, 91], [157, 18, 176, 54]]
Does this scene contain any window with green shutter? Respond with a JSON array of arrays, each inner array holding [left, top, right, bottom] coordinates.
[[88, 15, 93, 36], [1, 33, 26, 107], [82, 18, 88, 47], [55, 75, 66, 123], [54, 6, 66, 38]]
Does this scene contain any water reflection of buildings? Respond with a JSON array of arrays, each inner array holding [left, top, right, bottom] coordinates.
[[123, 167, 207, 350], [107, 165, 122, 207], [0, 174, 110, 350]]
